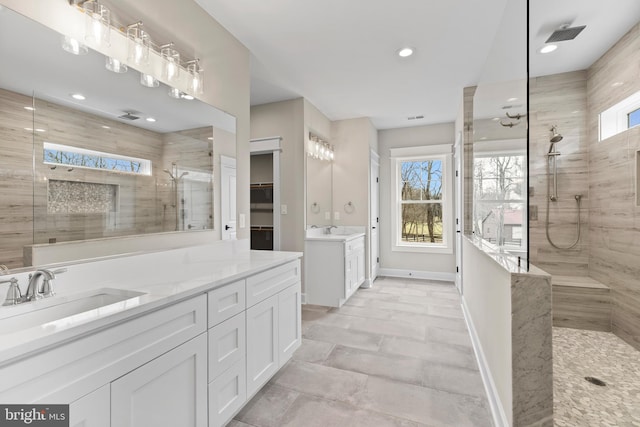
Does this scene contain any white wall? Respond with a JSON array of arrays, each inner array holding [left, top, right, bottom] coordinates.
[[250, 99, 305, 252], [378, 123, 456, 276], [461, 238, 513, 426]]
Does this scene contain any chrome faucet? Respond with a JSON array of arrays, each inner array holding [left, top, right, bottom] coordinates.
[[1, 277, 22, 306], [24, 268, 67, 301], [325, 225, 338, 234]]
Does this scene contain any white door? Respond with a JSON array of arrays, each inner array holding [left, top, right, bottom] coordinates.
[[454, 132, 463, 294], [111, 334, 208, 427], [220, 156, 237, 240], [369, 151, 380, 283]]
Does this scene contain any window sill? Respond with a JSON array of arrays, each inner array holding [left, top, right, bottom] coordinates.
[[392, 244, 453, 255]]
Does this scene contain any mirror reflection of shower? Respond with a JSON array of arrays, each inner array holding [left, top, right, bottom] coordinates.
[[545, 125, 582, 249], [163, 162, 189, 231]]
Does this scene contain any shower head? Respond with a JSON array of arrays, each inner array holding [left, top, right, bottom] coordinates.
[[163, 169, 175, 179], [550, 126, 563, 143]]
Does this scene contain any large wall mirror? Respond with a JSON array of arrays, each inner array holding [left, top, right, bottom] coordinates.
[[0, 6, 236, 269]]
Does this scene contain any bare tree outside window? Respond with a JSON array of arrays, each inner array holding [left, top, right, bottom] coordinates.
[[400, 159, 443, 243]]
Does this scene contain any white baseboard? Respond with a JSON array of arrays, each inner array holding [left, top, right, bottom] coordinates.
[[461, 297, 509, 427], [378, 268, 455, 282]]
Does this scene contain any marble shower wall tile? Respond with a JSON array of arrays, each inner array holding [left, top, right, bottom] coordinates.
[[587, 21, 640, 351], [528, 71, 589, 277], [510, 272, 553, 427]]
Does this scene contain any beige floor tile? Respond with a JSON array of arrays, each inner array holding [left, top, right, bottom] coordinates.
[[425, 304, 464, 319], [346, 315, 427, 341], [274, 360, 368, 403], [421, 363, 485, 398], [292, 339, 335, 363], [235, 384, 299, 427], [328, 304, 395, 321], [324, 345, 424, 385], [225, 420, 254, 427], [380, 336, 477, 370], [352, 376, 492, 427], [303, 323, 384, 351], [278, 394, 354, 427], [426, 326, 473, 348], [378, 286, 429, 297]]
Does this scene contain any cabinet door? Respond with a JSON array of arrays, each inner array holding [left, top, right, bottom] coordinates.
[[209, 358, 246, 427], [208, 312, 246, 381], [246, 294, 278, 396], [69, 384, 110, 427], [278, 283, 301, 366], [344, 254, 357, 299], [111, 334, 208, 427], [356, 250, 366, 286]]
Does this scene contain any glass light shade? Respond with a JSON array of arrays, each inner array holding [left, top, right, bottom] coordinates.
[[140, 73, 159, 88], [61, 35, 88, 55], [187, 61, 204, 96], [105, 57, 127, 73], [127, 23, 150, 66], [161, 44, 180, 82], [83, 1, 110, 47]]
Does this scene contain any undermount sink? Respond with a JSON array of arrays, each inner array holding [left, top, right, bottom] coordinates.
[[0, 288, 145, 335]]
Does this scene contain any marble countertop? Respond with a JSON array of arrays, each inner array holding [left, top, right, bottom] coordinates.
[[0, 242, 302, 364], [305, 232, 365, 242], [464, 235, 550, 277], [304, 225, 366, 242]]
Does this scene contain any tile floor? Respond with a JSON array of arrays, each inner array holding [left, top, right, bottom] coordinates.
[[553, 327, 640, 427], [230, 276, 492, 427]]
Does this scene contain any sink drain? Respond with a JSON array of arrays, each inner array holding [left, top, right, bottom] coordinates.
[[584, 376, 606, 387]]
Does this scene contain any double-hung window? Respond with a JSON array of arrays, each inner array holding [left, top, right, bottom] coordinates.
[[390, 145, 453, 253]]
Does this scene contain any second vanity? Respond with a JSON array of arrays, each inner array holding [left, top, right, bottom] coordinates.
[[0, 240, 302, 427], [304, 226, 366, 307]]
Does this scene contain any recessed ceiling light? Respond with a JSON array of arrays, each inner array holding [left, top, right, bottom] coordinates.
[[146, 117, 156, 122], [24, 106, 35, 111], [397, 47, 414, 58], [71, 93, 86, 100], [507, 97, 518, 102], [539, 44, 558, 54]]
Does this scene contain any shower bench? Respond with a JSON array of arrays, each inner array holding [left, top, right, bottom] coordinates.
[[552, 275, 611, 331]]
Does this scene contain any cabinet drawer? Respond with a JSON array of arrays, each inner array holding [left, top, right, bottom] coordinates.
[[208, 312, 246, 382], [209, 357, 246, 427], [246, 260, 300, 307], [208, 279, 246, 327], [345, 237, 365, 256]]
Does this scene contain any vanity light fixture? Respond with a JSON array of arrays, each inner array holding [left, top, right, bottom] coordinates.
[[61, 35, 88, 55], [140, 73, 159, 88], [185, 59, 204, 96], [105, 56, 127, 73], [161, 43, 180, 83], [539, 44, 557, 54], [127, 21, 150, 66], [71, 93, 86, 100], [307, 133, 335, 162], [83, 1, 110, 48]]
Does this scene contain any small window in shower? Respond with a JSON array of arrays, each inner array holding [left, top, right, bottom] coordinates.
[[628, 108, 640, 129], [43, 142, 152, 175], [599, 89, 640, 141]]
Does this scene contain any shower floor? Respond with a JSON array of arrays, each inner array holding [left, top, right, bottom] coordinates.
[[554, 327, 640, 426]]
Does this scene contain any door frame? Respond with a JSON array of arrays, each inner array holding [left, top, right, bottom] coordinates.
[[220, 155, 237, 240], [250, 137, 282, 250], [454, 131, 463, 294], [366, 149, 380, 287]]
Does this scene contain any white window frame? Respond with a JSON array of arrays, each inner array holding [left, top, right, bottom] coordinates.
[[390, 145, 453, 254], [43, 142, 152, 176], [599, 89, 640, 141]]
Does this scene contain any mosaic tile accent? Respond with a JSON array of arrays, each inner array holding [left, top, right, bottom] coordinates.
[[554, 327, 640, 426], [48, 180, 117, 214]]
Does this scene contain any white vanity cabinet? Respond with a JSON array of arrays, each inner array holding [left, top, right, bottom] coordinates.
[[0, 256, 302, 427], [111, 333, 208, 427], [70, 384, 110, 427], [305, 234, 366, 307]]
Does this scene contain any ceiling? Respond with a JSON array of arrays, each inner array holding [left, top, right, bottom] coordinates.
[[195, 0, 640, 130]]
